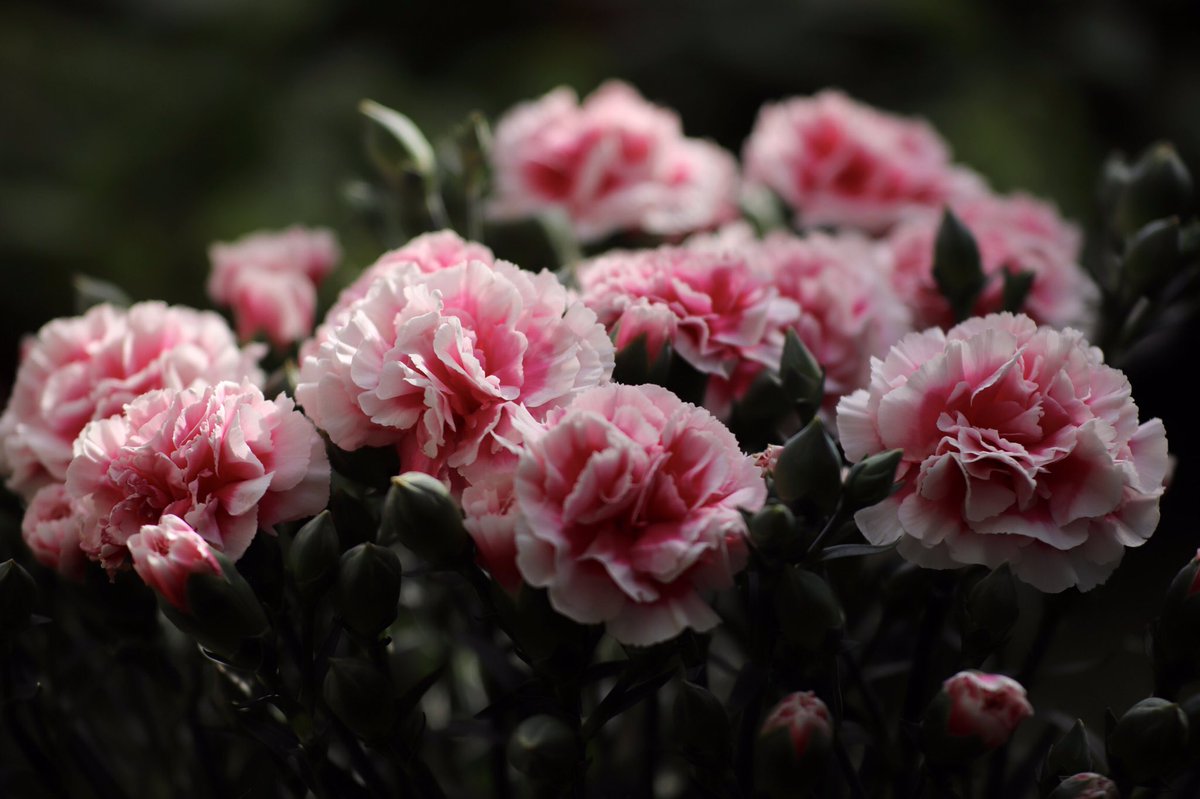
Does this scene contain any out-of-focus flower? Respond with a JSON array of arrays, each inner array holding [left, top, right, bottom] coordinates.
[[512, 383, 765, 645], [1046, 773, 1120, 799], [20, 483, 86, 580], [922, 670, 1032, 762], [755, 691, 834, 795], [888, 192, 1095, 330], [127, 515, 222, 611], [0, 302, 263, 500], [760, 692, 833, 759], [578, 244, 797, 402], [295, 259, 613, 482], [67, 381, 329, 573], [208, 226, 340, 347], [490, 81, 738, 242], [837, 313, 1169, 592], [743, 90, 977, 233]]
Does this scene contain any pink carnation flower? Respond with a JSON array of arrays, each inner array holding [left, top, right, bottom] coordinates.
[[760, 692, 833, 758], [837, 313, 1169, 592], [0, 302, 264, 500], [127, 515, 222, 612], [578, 244, 798, 387], [295, 259, 614, 481], [743, 90, 978, 233], [208, 226, 340, 347], [512, 383, 766, 645], [67, 381, 330, 573], [490, 81, 738, 242], [942, 671, 1032, 750], [888, 192, 1095, 330], [21, 483, 86, 580]]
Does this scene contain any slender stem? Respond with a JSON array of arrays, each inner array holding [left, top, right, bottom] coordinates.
[[642, 693, 660, 798], [834, 734, 867, 799], [898, 580, 952, 799], [805, 501, 847, 559]]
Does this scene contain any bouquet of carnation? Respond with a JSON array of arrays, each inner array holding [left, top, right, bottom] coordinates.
[[1, 82, 1198, 799]]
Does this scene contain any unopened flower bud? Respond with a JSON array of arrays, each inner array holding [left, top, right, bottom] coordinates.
[[323, 657, 396, 742], [380, 473, 470, 566], [336, 543, 402, 638], [749, 504, 800, 560], [921, 671, 1032, 764], [773, 418, 841, 512], [842, 449, 902, 510], [1039, 720, 1095, 797], [128, 516, 222, 613], [1152, 549, 1200, 697], [778, 329, 824, 426], [288, 511, 340, 597], [773, 567, 844, 653], [754, 692, 833, 797], [1046, 773, 1119, 799], [1116, 142, 1193, 238], [673, 681, 731, 764], [0, 559, 36, 638], [507, 714, 579, 792], [1120, 217, 1181, 301], [1106, 697, 1189, 785]]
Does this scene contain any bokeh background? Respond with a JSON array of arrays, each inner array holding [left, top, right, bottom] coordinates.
[[3, 0, 1199, 738]]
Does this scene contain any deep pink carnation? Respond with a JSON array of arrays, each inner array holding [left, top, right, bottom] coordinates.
[[0, 302, 264, 500], [295, 259, 614, 481], [127, 515, 222, 612], [489, 81, 738, 242], [21, 483, 86, 580], [943, 671, 1032, 749], [512, 383, 766, 645], [208, 226, 340, 347], [743, 90, 978, 233], [760, 692, 833, 757], [578, 244, 798, 388], [67, 381, 330, 573], [837, 313, 1169, 592], [888, 192, 1095, 330]]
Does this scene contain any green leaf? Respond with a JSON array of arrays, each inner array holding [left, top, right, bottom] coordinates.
[[1121, 217, 1181, 301], [816, 543, 896, 562], [932, 208, 986, 322], [360, 99, 436, 179], [73, 274, 131, 314], [772, 418, 842, 513], [779, 329, 824, 425]]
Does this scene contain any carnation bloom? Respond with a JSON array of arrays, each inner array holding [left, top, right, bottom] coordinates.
[[743, 90, 978, 233], [21, 483, 86, 580], [127, 515, 222, 612], [888, 192, 1095, 330], [208, 226, 340, 347], [512, 383, 766, 645], [489, 81, 738, 242], [295, 259, 614, 481], [578, 244, 797, 392], [0, 302, 264, 500], [837, 313, 1169, 592], [941, 671, 1032, 749], [760, 692, 833, 758], [67, 381, 330, 573]]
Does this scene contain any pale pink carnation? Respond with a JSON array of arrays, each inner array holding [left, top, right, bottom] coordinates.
[[760, 692, 833, 757], [295, 259, 614, 482], [0, 302, 264, 500], [67, 381, 330, 573], [837, 313, 1169, 592], [489, 81, 738, 243], [743, 90, 979, 233], [753, 444, 783, 477], [513, 383, 766, 645], [21, 483, 86, 580], [301, 231, 494, 363], [208, 226, 340, 347], [942, 671, 1032, 749], [127, 515, 222, 612], [578, 244, 798, 386], [888, 192, 1095, 330]]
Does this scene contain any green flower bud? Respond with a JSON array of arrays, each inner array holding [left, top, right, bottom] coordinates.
[[1046, 772, 1119, 799], [507, 715, 579, 792], [336, 543, 402, 638], [843, 450, 902, 510], [1116, 142, 1193, 238], [1152, 549, 1200, 698], [773, 417, 841, 513], [380, 473, 470, 566], [0, 560, 36, 638], [161, 553, 270, 663], [932, 207, 986, 322], [288, 511, 340, 598], [749, 504, 801, 561], [773, 567, 844, 653], [1039, 720, 1095, 798], [673, 681, 731, 765], [779, 329, 824, 426], [1120, 217, 1180, 302], [1107, 697, 1189, 785], [323, 657, 396, 742]]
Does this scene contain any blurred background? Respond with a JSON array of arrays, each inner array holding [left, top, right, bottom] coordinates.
[[2, 0, 1199, 734]]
